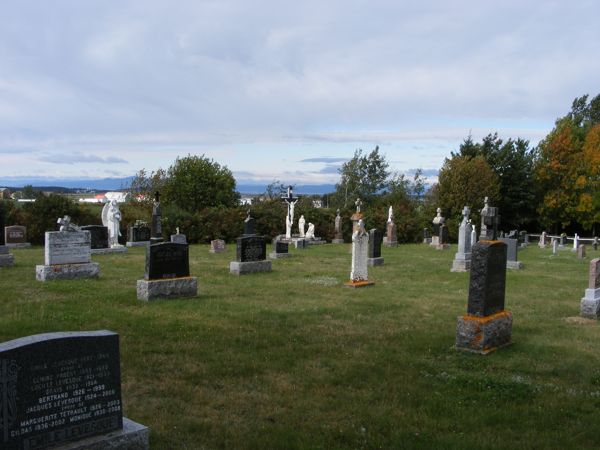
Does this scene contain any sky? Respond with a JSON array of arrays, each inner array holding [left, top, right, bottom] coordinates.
[[1, 0, 599, 188]]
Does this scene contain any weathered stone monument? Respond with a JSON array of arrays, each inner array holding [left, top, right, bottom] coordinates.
[[452, 206, 473, 272], [150, 191, 163, 244], [552, 239, 558, 255], [126, 220, 151, 247], [500, 237, 523, 269], [137, 242, 197, 301], [384, 206, 398, 247], [423, 228, 432, 245], [470, 225, 477, 247], [332, 209, 344, 244], [269, 237, 291, 259], [36, 216, 100, 281], [351, 198, 364, 233], [243, 209, 255, 236], [282, 186, 298, 240], [367, 228, 384, 266], [230, 234, 272, 275], [455, 240, 512, 354], [345, 219, 373, 288], [431, 208, 444, 246], [209, 239, 226, 253], [0, 330, 149, 449], [4, 225, 30, 248], [578, 244, 587, 259], [0, 210, 14, 267], [539, 231, 548, 248], [170, 227, 187, 244], [572, 233, 580, 252], [580, 258, 600, 319], [479, 197, 500, 240]]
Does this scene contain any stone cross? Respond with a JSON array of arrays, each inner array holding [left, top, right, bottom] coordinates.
[[57, 216, 71, 231], [461, 206, 470, 224], [355, 198, 362, 213]]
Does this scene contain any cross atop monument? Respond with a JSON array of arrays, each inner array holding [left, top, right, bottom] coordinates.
[[355, 198, 362, 213], [462, 206, 471, 224], [57, 215, 71, 231]]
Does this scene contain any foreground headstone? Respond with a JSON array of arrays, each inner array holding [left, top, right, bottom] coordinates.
[[230, 235, 272, 275], [0, 330, 149, 450], [332, 209, 344, 243], [455, 241, 512, 354], [127, 220, 151, 247], [500, 237, 523, 269], [136, 242, 197, 301], [269, 237, 291, 259], [4, 225, 31, 248], [345, 219, 373, 288], [367, 228, 384, 266], [209, 239, 226, 253], [580, 259, 600, 319], [452, 206, 472, 272], [36, 224, 100, 281]]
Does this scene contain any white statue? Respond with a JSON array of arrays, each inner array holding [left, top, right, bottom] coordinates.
[[285, 199, 298, 239], [305, 222, 315, 239], [387, 206, 393, 223], [102, 199, 122, 247], [299, 215, 306, 237], [350, 219, 369, 281]]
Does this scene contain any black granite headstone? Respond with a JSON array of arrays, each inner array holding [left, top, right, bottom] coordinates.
[[145, 242, 189, 280], [368, 229, 383, 258], [5, 226, 26, 244], [439, 225, 449, 244], [275, 241, 288, 254], [236, 236, 266, 262], [467, 241, 507, 316], [0, 331, 123, 450], [128, 224, 151, 242], [81, 225, 109, 249]]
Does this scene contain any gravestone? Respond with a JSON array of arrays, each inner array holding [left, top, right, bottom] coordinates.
[[36, 225, 100, 281], [572, 233, 580, 252], [431, 208, 444, 246], [150, 192, 163, 244], [479, 197, 500, 240], [367, 228, 384, 266], [127, 221, 151, 247], [4, 225, 30, 248], [0, 211, 14, 267], [580, 258, 600, 319], [345, 219, 373, 288], [350, 198, 364, 233], [269, 237, 291, 259], [294, 239, 307, 249], [519, 230, 528, 248], [455, 241, 512, 354], [0, 330, 149, 450], [578, 244, 587, 259], [384, 221, 398, 248], [243, 210, 256, 236], [209, 239, 226, 253], [436, 224, 450, 250], [230, 235, 271, 275], [136, 242, 197, 301], [80, 225, 109, 250], [593, 237, 598, 251], [552, 239, 558, 255], [539, 231, 548, 248], [332, 209, 344, 244], [499, 237, 523, 269], [559, 233, 567, 247], [423, 228, 432, 245], [170, 228, 187, 244], [471, 227, 477, 247], [452, 206, 472, 272]]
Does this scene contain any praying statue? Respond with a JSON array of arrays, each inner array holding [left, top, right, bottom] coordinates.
[[305, 222, 315, 239], [299, 215, 306, 237], [102, 199, 122, 247]]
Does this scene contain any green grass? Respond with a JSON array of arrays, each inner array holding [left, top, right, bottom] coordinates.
[[1, 243, 599, 449]]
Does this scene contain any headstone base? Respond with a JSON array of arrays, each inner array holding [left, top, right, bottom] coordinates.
[[137, 276, 198, 301], [127, 241, 150, 247], [507, 261, 523, 270], [0, 253, 15, 267], [6, 242, 31, 248], [455, 310, 513, 354], [580, 288, 600, 319], [229, 260, 272, 275], [367, 257, 384, 266], [91, 246, 128, 255], [269, 252, 292, 259], [53, 417, 149, 450], [436, 244, 450, 250], [383, 239, 398, 248], [451, 258, 471, 272], [294, 239, 307, 249], [344, 280, 375, 288], [423, 238, 432, 244], [36, 262, 100, 281], [331, 239, 345, 244]]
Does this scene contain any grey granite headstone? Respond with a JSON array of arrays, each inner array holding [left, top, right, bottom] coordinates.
[[452, 208, 472, 272], [581, 258, 600, 319], [0, 331, 149, 450], [36, 231, 99, 281], [500, 237, 523, 269], [269, 238, 291, 259]]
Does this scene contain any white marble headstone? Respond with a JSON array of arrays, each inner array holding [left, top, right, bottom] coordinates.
[[45, 231, 92, 265]]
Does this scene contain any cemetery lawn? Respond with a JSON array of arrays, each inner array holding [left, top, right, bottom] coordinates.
[[1, 243, 599, 449]]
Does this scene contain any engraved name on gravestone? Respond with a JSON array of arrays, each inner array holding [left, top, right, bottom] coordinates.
[[237, 236, 266, 262], [45, 231, 92, 265], [80, 225, 109, 249], [145, 242, 190, 280], [5, 226, 26, 244], [467, 241, 507, 317], [0, 331, 123, 450], [368, 229, 383, 258]]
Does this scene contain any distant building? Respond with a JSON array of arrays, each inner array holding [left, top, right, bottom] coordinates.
[[0, 188, 11, 199], [239, 197, 253, 206], [104, 191, 129, 203]]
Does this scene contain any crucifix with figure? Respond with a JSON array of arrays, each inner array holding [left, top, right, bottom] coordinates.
[[282, 185, 298, 239]]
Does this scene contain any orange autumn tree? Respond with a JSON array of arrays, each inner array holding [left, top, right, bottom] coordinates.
[[535, 94, 600, 231]]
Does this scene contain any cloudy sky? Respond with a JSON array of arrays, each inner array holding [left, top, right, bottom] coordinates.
[[1, 0, 598, 187]]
